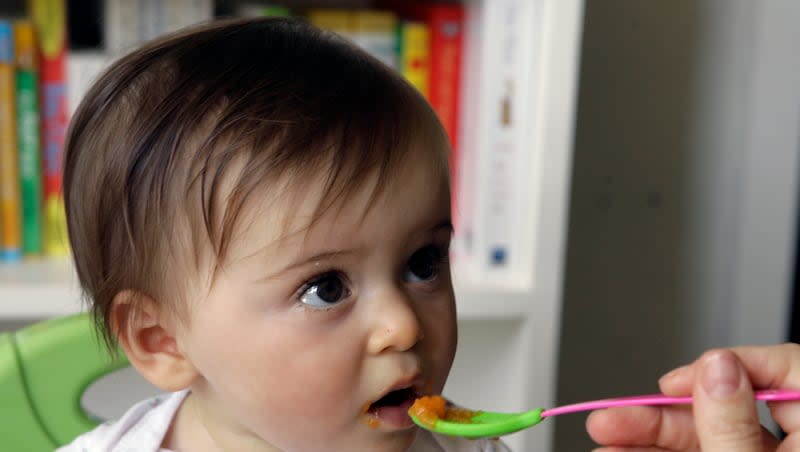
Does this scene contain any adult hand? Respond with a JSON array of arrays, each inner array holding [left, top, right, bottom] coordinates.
[[586, 344, 800, 451]]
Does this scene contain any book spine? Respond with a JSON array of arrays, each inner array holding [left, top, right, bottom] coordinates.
[[473, 0, 533, 280], [352, 10, 397, 70], [0, 21, 21, 262], [104, 0, 139, 54], [307, 9, 356, 42], [426, 5, 465, 242], [397, 21, 429, 97], [14, 20, 42, 257], [427, 6, 464, 152], [30, 0, 70, 256]]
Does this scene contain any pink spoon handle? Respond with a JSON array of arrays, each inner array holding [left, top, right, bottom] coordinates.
[[541, 389, 800, 418]]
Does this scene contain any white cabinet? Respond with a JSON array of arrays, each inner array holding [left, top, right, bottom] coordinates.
[[0, 1, 583, 449]]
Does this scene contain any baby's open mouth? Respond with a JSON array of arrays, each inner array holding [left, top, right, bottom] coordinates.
[[369, 387, 416, 412], [365, 387, 417, 428]]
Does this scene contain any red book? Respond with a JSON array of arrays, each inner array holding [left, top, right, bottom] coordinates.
[[418, 4, 463, 230], [422, 5, 463, 156]]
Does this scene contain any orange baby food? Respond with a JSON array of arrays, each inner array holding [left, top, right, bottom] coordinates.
[[409, 395, 447, 427], [365, 416, 380, 428], [408, 395, 479, 427], [361, 402, 381, 428], [443, 405, 478, 423]]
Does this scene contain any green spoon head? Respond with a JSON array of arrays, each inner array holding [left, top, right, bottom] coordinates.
[[410, 408, 545, 439]]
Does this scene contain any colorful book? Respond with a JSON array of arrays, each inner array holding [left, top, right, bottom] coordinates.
[[0, 20, 21, 262], [397, 20, 430, 97], [422, 5, 464, 204], [352, 10, 397, 70], [105, 0, 214, 54], [307, 9, 355, 41], [309, 9, 398, 70], [14, 20, 42, 257], [29, 0, 70, 256]]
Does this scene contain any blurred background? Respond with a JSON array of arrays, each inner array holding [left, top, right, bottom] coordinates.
[[2, 0, 800, 450], [557, 1, 800, 449]]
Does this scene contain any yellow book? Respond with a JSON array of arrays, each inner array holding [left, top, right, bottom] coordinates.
[[307, 9, 354, 40], [0, 20, 21, 262], [398, 21, 430, 97], [353, 10, 397, 70]]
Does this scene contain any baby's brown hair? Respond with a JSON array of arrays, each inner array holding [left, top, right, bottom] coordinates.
[[63, 17, 448, 350]]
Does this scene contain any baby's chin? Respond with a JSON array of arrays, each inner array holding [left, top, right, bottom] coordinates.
[[339, 421, 421, 452], [248, 416, 420, 451], [367, 428, 420, 452]]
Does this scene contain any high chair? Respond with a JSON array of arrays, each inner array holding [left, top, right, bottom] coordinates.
[[0, 313, 129, 450]]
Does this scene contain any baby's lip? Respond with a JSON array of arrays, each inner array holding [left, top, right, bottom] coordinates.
[[365, 372, 424, 411], [362, 373, 424, 430], [361, 372, 425, 414], [386, 373, 424, 395]]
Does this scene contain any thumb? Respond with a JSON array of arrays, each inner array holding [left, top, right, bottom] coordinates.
[[693, 350, 764, 452]]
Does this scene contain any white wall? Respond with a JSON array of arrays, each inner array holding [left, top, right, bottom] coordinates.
[[555, 1, 800, 450]]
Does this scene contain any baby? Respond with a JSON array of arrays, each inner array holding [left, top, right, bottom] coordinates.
[[58, 17, 509, 452]]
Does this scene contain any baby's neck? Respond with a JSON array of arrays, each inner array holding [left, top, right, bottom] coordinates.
[[164, 391, 282, 452]]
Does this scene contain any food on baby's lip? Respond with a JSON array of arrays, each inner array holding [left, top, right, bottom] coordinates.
[[408, 395, 480, 427], [362, 387, 418, 429], [361, 402, 381, 428]]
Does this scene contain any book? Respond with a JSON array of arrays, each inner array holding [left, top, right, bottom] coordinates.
[[14, 20, 42, 257], [104, 0, 140, 53], [397, 21, 430, 98], [104, 0, 214, 54], [421, 4, 464, 157], [0, 20, 22, 262], [352, 10, 397, 71], [307, 9, 355, 41], [29, 0, 70, 256], [470, 0, 536, 282], [308, 9, 398, 71]]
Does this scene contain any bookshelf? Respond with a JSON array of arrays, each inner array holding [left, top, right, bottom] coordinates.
[[0, 258, 533, 319], [0, 1, 584, 450]]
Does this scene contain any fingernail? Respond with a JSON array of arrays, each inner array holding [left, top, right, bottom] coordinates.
[[659, 364, 689, 383], [702, 352, 741, 400]]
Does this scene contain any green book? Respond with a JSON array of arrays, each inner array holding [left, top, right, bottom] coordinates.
[[15, 20, 42, 256]]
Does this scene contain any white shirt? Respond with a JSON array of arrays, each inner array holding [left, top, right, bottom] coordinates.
[[57, 391, 512, 452]]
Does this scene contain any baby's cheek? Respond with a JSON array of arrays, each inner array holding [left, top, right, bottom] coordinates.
[[421, 302, 458, 388], [242, 346, 361, 421]]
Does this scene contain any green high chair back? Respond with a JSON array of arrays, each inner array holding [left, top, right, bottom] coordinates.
[[0, 313, 129, 451]]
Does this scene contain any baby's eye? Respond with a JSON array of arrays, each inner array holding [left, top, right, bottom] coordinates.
[[299, 272, 351, 308], [404, 245, 447, 283]]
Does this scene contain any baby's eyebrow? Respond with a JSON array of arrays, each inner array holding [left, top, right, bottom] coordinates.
[[284, 249, 352, 271], [254, 249, 354, 282], [255, 220, 453, 282]]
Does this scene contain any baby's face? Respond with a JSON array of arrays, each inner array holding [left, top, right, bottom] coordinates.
[[176, 143, 457, 450]]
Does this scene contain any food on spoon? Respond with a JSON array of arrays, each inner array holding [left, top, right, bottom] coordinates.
[[408, 395, 446, 426], [408, 395, 480, 427]]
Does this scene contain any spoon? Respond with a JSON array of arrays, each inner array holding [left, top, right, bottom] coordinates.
[[409, 389, 800, 439]]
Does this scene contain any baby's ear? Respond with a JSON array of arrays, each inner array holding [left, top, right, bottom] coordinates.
[[111, 291, 198, 391]]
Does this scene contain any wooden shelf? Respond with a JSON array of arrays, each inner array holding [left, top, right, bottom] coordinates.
[[0, 259, 529, 320]]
